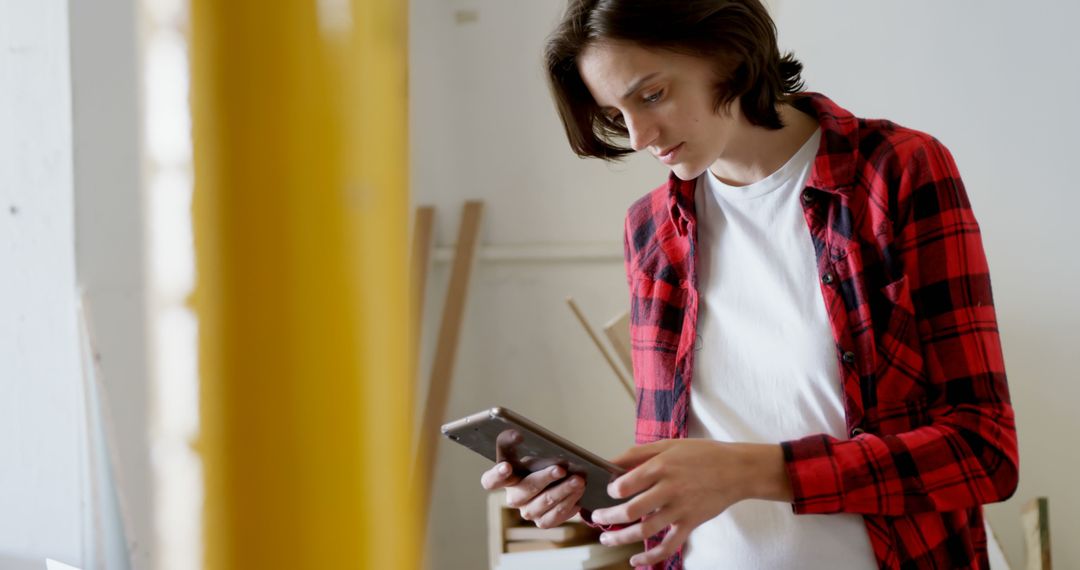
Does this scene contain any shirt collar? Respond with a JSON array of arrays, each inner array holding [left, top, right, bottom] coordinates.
[[666, 92, 859, 236]]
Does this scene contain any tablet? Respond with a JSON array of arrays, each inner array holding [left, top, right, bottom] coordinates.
[[441, 407, 629, 511]]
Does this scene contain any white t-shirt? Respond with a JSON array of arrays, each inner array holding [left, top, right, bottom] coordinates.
[[682, 128, 877, 569]]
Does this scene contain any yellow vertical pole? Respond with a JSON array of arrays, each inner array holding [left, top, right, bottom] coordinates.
[[190, 0, 416, 568]]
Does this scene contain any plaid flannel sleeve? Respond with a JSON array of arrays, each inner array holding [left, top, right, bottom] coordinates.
[[781, 135, 1019, 516]]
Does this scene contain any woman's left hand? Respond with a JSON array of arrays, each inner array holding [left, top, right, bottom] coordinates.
[[588, 439, 792, 567]]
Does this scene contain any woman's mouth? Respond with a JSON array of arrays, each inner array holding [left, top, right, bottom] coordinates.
[[657, 143, 684, 165]]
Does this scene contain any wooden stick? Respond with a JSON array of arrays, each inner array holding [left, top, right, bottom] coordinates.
[[415, 200, 484, 518], [410, 205, 435, 343], [602, 311, 633, 379], [566, 297, 635, 402], [1022, 497, 1051, 570], [409, 205, 435, 395]]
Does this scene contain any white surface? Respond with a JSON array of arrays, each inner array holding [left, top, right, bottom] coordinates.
[[0, 0, 83, 565], [47, 559, 82, 570], [0, 557, 41, 570], [414, 1, 1074, 569], [67, 0, 152, 566], [143, 6, 203, 570]]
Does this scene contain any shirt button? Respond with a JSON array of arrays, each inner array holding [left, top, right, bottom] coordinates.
[[801, 189, 814, 203], [821, 272, 834, 285], [851, 427, 866, 437], [841, 351, 856, 364]]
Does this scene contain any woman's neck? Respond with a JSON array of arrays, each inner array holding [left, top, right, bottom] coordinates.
[[707, 103, 820, 187]]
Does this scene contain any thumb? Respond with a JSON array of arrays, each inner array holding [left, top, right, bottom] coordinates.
[[608, 440, 672, 470]]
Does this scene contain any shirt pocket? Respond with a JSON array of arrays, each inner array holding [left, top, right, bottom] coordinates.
[[871, 275, 928, 403]]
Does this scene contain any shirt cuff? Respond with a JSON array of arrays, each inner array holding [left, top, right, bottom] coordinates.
[[781, 434, 845, 514]]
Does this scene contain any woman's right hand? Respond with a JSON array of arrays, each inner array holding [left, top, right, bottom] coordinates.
[[480, 462, 586, 528]]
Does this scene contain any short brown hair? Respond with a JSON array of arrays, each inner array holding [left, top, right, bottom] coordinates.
[[544, 0, 805, 160]]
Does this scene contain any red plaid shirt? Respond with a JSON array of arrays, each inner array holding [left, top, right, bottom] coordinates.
[[621, 93, 1018, 569]]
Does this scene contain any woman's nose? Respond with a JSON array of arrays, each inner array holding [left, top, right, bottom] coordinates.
[[625, 114, 657, 152]]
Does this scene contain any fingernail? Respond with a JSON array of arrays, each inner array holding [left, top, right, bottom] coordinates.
[[551, 466, 564, 478], [569, 477, 581, 488], [629, 556, 641, 566], [498, 463, 510, 475], [599, 533, 611, 545]]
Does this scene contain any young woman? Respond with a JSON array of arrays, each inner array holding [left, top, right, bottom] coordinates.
[[480, 1, 1018, 568]]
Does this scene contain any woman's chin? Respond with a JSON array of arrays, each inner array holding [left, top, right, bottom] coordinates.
[[669, 162, 707, 181]]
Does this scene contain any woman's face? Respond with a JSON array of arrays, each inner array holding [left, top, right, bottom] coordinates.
[[577, 40, 746, 181]]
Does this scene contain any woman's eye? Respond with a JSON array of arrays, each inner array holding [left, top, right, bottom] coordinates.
[[643, 90, 663, 103]]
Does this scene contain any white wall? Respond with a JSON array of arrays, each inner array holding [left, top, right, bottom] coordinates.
[[414, 1, 1079, 569], [0, 0, 84, 566], [68, 0, 151, 566]]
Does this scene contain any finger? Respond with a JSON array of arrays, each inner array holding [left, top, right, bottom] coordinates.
[[629, 522, 690, 567], [480, 462, 520, 490], [608, 440, 671, 470], [599, 507, 678, 546], [533, 478, 585, 528], [520, 474, 582, 522], [591, 481, 668, 526], [505, 464, 567, 508], [495, 429, 524, 467], [607, 455, 665, 500]]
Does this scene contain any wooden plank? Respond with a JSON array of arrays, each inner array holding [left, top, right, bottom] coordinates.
[[602, 311, 633, 379], [409, 205, 435, 413], [566, 298, 635, 401], [416, 200, 485, 517], [1022, 497, 1051, 570], [410, 205, 435, 351]]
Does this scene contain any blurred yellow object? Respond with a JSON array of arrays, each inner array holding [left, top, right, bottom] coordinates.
[[190, 0, 416, 568]]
